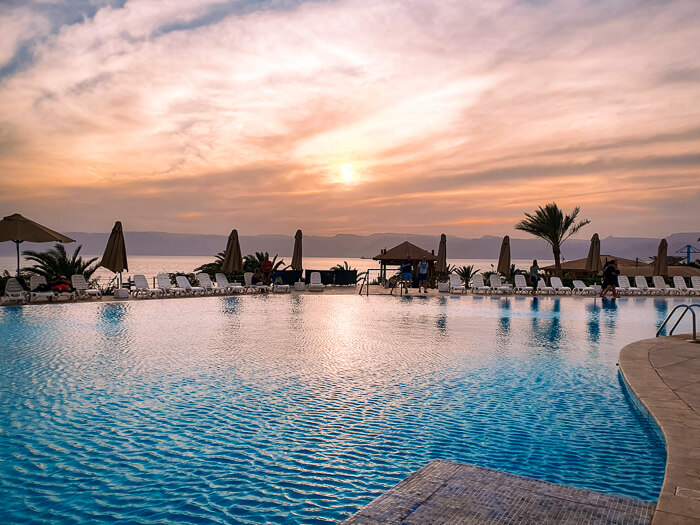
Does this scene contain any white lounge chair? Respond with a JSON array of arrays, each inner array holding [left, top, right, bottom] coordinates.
[[29, 275, 54, 302], [672, 276, 690, 296], [572, 280, 596, 295], [617, 275, 640, 295], [471, 274, 490, 294], [448, 274, 466, 293], [132, 274, 164, 298], [652, 276, 676, 295], [273, 282, 291, 293], [536, 278, 554, 295], [549, 277, 572, 294], [29, 275, 76, 302], [176, 275, 205, 295], [634, 276, 660, 295], [489, 274, 512, 294], [71, 274, 102, 299], [196, 273, 218, 294], [308, 272, 324, 292], [513, 274, 533, 294], [157, 273, 185, 295], [215, 273, 244, 294], [2, 278, 26, 305], [689, 276, 700, 295], [244, 272, 268, 292]]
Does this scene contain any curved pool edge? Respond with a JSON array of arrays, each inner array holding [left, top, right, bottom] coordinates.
[[618, 335, 700, 524]]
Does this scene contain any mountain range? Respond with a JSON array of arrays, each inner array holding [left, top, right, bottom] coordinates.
[[2, 231, 698, 263]]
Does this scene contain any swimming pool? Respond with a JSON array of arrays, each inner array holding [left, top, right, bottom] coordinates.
[[0, 295, 683, 523]]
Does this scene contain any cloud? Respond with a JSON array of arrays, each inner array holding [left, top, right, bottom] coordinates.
[[0, 0, 699, 238]]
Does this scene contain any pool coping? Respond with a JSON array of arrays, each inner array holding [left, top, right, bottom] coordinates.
[[618, 335, 700, 524]]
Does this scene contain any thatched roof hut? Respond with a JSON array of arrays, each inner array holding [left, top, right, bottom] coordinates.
[[373, 241, 438, 286]]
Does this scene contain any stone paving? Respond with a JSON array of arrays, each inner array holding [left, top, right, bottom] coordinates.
[[619, 335, 700, 524], [341, 459, 655, 524]]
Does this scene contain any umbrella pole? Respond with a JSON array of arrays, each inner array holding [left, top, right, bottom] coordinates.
[[15, 241, 20, 276]]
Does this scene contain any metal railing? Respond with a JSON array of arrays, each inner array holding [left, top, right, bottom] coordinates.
[[656, 303, 699, 341]]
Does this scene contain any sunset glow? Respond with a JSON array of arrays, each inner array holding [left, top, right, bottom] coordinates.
[[0, 0, 699, 237]]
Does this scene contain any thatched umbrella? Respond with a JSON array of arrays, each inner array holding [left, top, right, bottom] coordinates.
[[496, 235, 511, 277], [0, 213, 74, 275], [291, 229, 303, 270], [222, 229, 243, 274], [436, 233, 447, 274], [100, 221, 128, 286], [653, 239, 668, 277], [584, 233, 601, 275]]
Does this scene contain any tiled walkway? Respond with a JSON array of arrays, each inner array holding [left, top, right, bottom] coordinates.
[[619, 335, 700, 524], [341, 459, 655, 524]]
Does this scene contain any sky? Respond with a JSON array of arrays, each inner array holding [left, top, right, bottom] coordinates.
[[0, 0, 699, 238]]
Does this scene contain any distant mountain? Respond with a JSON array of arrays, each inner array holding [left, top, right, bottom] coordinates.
[[2, 231, 698, 263]]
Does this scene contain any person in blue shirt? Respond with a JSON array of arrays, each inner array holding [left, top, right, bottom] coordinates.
[[417, 257, 429, 293], [401, 256, 413, 293]]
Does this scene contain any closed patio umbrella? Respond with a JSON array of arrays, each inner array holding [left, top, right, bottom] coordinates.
[[436, 233, 447, 274], [222, 229, 243, 274], [291, 229, 303, 270], [0, 213, 74, 275], [100, 221, 128, 286], [584, 233, 601, 274], [496, 235, 511, 277], [653, 239, 668, 277]]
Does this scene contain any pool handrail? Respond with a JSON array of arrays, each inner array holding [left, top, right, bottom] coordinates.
[[656, 303, 699, 341]]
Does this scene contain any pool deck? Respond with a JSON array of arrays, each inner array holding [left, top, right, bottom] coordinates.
[[341, 334, 700, 525], [340, 459, 655, 524], [619, 335, 700, 524]]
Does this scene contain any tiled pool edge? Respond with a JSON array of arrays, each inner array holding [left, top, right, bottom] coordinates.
[[618, 335, 700, 524]]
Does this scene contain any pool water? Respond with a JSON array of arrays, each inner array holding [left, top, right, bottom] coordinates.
[[0, 295, 682, 523]]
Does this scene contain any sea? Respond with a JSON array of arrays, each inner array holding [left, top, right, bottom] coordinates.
[[0, 255, 554, 286]]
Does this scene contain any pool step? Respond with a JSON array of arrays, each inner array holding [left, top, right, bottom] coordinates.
[[341, 459, 655, 524]]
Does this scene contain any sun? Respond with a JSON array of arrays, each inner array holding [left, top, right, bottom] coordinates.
[[340, 163, 354, 183]]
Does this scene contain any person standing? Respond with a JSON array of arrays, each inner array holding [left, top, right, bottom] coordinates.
[[601, 260, 620, 298], [417, 257, 429, 293], [529, 260, 540, 295], [401, 255, 413, 294], [261, 254, 273, 285]]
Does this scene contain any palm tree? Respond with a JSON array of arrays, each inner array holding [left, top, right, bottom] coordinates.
[[193, 251, 226, 275], [22, 243, 99, 280], [454, 265, 480, 286], [514, 203, 590, 275], [331, 261, 356, 271], [243, 252, 285, 273]]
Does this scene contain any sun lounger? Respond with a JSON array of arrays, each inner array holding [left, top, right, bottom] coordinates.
[[634, 276, 660, 295], [71, 274, 102, 299], [471, 274, 490, 294], [2, 278, 26, 305], [273, 283, 291, 293], [176, 275, 205, 295], [549, 277, 572, 294], [215, 273, 244, 294], [652, 276, 676, 295], [449, 274, 466, 293], [616, 275, 639, 295], [572, 280, 596, 295], [689, 276, 700, 295], [244, 272, 269, 292], [157, 273, 185, 295], [196, 273, 219, 294], [536, 278, 554, 295], [672, 276, 690, 296], [308, 272, 324, 292], [489, 274, 512, 294], [132, 274, 164, 298], [29, 275, 76, 302], [513, 274, 533, 294]]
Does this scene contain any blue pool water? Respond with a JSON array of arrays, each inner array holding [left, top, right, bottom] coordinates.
[[0, 295, 685, 523]]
